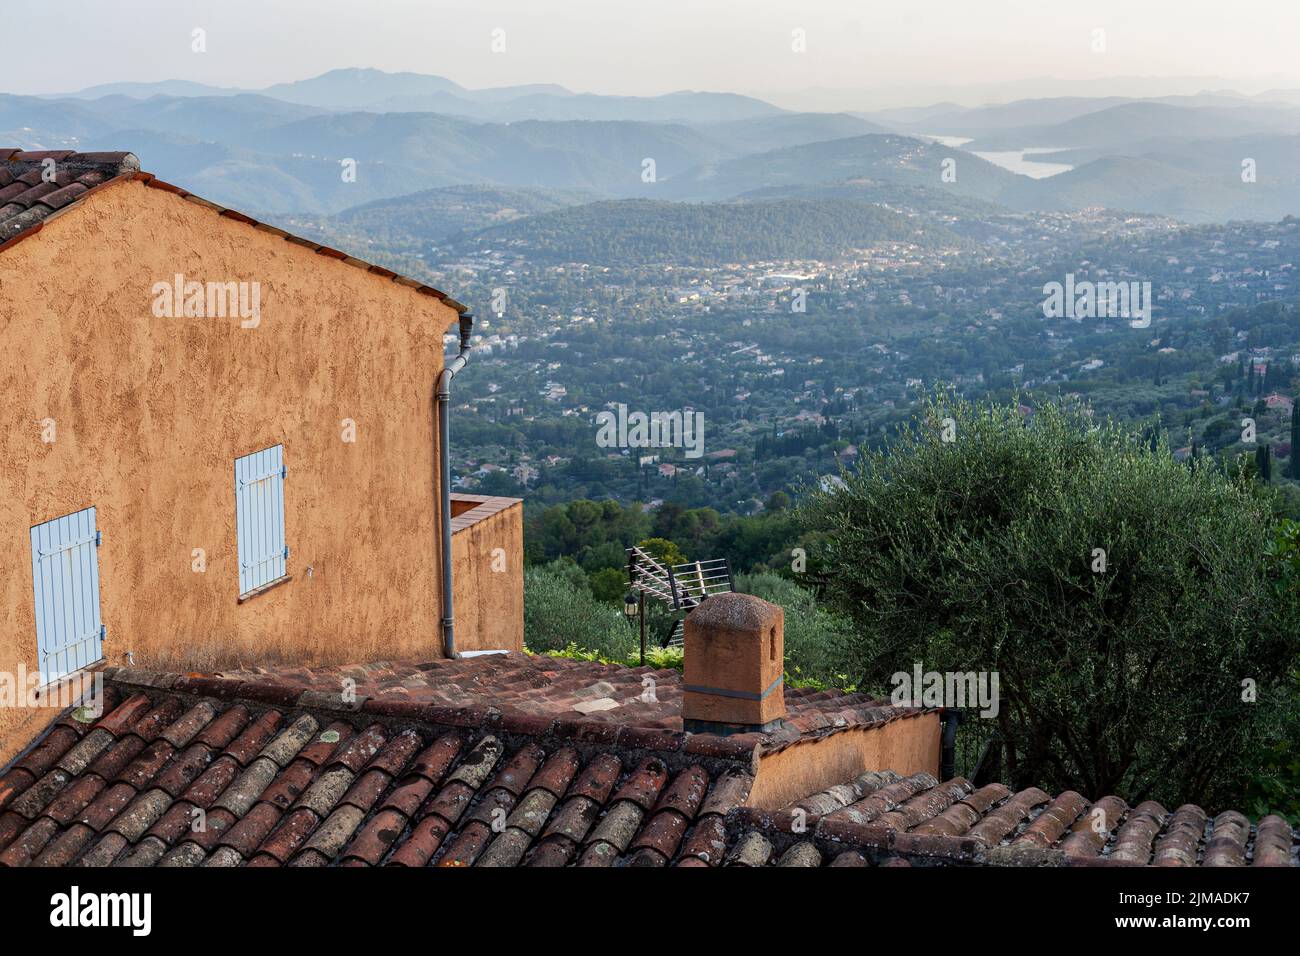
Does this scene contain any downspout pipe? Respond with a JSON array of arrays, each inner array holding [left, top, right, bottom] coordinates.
[[438, 313, 474, 658]]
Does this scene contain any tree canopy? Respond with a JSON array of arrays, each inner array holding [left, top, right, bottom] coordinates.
[[805, 396, 1300, 810]]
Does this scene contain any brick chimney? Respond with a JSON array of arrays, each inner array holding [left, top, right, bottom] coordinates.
[[682, 592, 785, 735]]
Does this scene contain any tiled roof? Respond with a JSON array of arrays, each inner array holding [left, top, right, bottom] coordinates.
[[5, 666, 1289, 868], [448, 493, 521, 533], [723, 770, 1299, 867], [213, 652, 923, 745], [0, 670, 759, 868], [0, 149, 464, 311], [0, 150, 139, 244]]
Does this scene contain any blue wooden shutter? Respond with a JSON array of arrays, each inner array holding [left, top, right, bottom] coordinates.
[[234, 445, 288, 596], [30, 506, 105, 684]]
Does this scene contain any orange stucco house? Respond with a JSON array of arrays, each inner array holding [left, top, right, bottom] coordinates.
[[0, 150, 522, 760]]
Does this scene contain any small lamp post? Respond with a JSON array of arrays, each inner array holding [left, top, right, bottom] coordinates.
[[623, 590, 646, 665]]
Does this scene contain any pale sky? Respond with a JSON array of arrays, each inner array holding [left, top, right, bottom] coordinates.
[[8, 0, 1300, 105]]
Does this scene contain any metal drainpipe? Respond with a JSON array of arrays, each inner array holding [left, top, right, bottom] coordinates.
[[438, 313, 474, 659]]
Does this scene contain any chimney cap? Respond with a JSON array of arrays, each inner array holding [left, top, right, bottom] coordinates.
[[687, 591, 780, 631]]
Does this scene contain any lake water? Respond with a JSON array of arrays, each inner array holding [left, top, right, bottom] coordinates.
[[970, 148, 1074, 179], [919, 134, 1074, 179]]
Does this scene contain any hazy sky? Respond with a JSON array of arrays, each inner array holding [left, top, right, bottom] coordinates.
[[9, 0, 1300, 104]]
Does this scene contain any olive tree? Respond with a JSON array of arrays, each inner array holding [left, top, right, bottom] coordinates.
[[805, 396, 1299, 809]]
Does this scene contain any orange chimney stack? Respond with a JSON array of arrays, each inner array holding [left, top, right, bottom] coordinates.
[[682, 592, 786, 735]]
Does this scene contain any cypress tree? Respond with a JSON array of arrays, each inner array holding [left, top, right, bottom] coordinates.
[[1256, 444, 1272, 483], [1291, 400, 1300, 478]]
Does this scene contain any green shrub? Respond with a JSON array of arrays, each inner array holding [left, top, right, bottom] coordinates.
[[1246, 665, 1300, 823], [588, 567, 628, 604], [804, 395, 1300, 811], [524, 565, 635, 661], [736, 572, 857, 690], [529, 642, 684, 671]]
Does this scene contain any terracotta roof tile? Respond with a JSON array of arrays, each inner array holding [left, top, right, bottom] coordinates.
[[13, 664, 1285, 869], [437, 819, 495, 866], [43, 776, 106, 826], [386, 815, 451, 867], [0, 671, 763, 868], [145, 802, 196, 846], [213, 653, 923, 747], [57, 729, 113, 775], [256, 806, 319, 863], [339, 769, 393, 812], [776, 842, 823, 867], [34, 824, 96, 866], [726, 773, 1298, 867], [83, 736, 147, 781], [93, 693, 152, 736], [181, 757, 241, 808], [223, 710, 283, 766], [259, 759, 317, 810], [0, 151, 138, 244], [131, 698, 189, 742], [4, 818, 63, 865], [379, 776, 434, 818], [294, 766, 354, 818], [9, 770, 72, 819], [464, 785, 517, 828], [12, 725, 78, 777], [79, 781, 136, 830]]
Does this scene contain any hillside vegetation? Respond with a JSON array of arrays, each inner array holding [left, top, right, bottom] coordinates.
[[449, 197, 967, 264]]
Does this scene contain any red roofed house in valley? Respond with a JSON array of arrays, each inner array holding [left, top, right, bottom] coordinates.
[[0, 150, 523, 760]]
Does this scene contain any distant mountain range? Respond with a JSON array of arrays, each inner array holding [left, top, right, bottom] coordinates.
[[865, 93, 1289, 136], [960, 101, 1300, 151], [6, 66, 1300, 224], [658, 134, 1026, 205], [56, 68, 783, 124]]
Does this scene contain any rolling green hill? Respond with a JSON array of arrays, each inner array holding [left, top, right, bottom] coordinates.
[[737, 177, 1011, 219], [1021, 144, 1300, 222], [331, 184, 600, 248], [440, 197, 968, 265]]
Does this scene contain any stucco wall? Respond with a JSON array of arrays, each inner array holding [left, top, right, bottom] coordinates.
[[0, 179, 466, 753], [450, 498, 525, 653], [747, 712, 943, 810]]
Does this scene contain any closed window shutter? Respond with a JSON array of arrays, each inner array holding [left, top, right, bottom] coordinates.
[[235, 445, 288, 596], [30, 506, 105, 684]]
